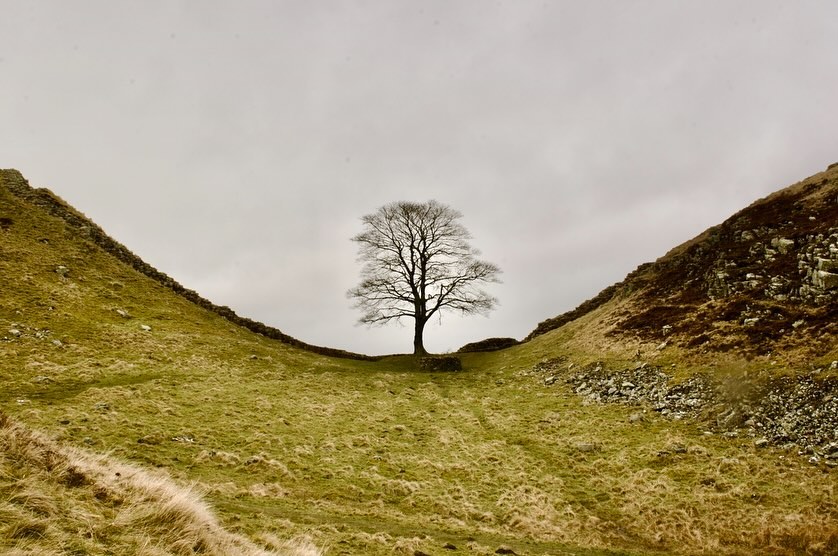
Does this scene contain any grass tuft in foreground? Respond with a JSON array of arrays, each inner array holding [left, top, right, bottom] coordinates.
[[0, 411, 320, 556]]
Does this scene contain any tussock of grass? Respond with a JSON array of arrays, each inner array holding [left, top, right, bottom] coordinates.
[[0, 412, 320, 556]]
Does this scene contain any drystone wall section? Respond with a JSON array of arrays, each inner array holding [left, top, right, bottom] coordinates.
[[1, 169, 378, 361]]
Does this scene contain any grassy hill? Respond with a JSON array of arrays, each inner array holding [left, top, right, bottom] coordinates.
[[526, 164, 838, 366], [2, 169, 837, 555]]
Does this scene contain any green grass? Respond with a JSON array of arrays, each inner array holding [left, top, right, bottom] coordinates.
[[2, 180, 837, 555]]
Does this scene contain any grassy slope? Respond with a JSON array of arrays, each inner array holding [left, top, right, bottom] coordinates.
[[2, 175, 836, 555]]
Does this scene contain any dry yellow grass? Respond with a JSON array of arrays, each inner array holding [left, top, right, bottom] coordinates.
[[0, 411, 320, 556]]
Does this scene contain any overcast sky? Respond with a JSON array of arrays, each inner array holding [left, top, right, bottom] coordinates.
[[2, 1, 837, 355]]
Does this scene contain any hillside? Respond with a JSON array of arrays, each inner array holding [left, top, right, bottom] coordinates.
[[519, 164, 838, 457], [527, 163, 838, 363], [0, 169, 375, 361], [2, 168, 837, 555]]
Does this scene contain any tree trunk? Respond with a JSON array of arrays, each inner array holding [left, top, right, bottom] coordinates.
[[413, 317, 427, 356]]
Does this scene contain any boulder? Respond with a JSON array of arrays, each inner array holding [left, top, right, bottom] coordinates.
[[813, 270, 838, 289], [816, 257, 838, 272], [771, 237, 794, 254]]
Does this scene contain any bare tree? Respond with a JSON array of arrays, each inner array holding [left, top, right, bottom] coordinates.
[[348, 200, 500, 355]]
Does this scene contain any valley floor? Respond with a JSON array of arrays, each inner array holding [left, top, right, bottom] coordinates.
[[4, 335, 836, 555]]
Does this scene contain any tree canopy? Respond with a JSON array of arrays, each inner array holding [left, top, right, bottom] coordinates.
[[348, 200, 500, 355]]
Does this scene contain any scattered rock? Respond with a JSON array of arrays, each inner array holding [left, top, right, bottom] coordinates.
[[9, 328, 21, 337], [51, 339, 63, 347], [539, 360, 838, 453], [171, 435, 195, 443], [140, 324, 151, 332], [93, 402, 110, 412], [55, 265, 70, 277], [443, 543, 457, 550], [495, 547, 517, 555], [116, 309, 130, 318], [628, 412, 645, 424]]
